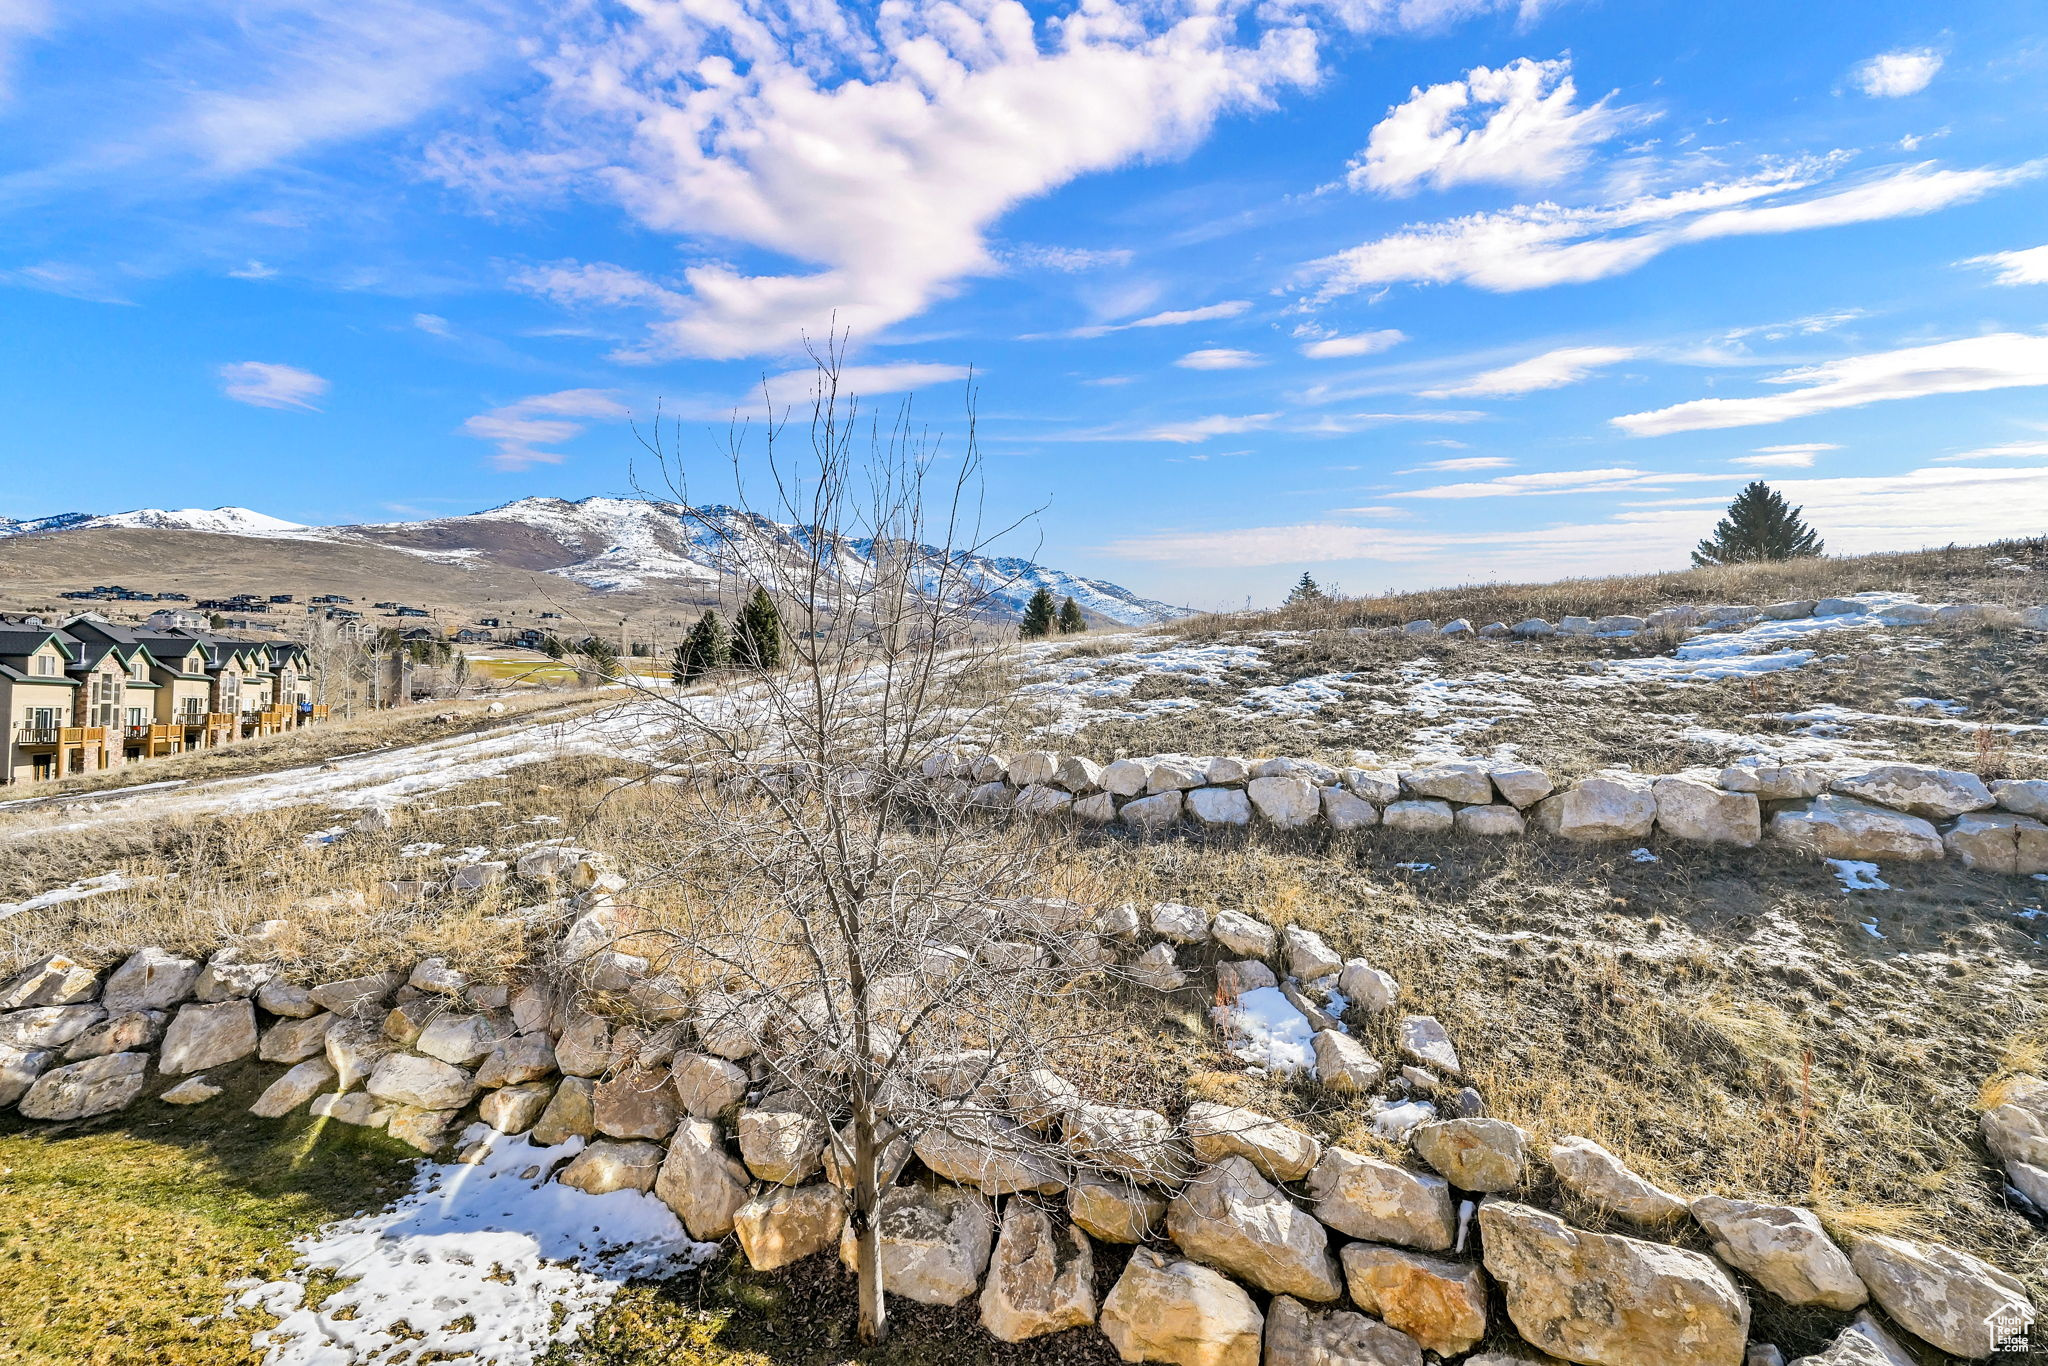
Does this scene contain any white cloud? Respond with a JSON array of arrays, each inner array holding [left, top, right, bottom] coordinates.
[[412, 312, 453, 337], [1300, 329, 1406, 359], [456, 6, 1318, 359], [1303, 158, 2036, 298], [1176, 348, 1262, 370], [1965, 244, 2048, 286], [227, 260, 277, 281], [1852, 49, 1942, 99], [218, 361, 328, 412], [1137, 413, 1279, 443], [1350, 56, 1641, 196], [1930, 441, 2048, 463], [1421, 344, 1635, 397], [1009, 244, 1134, 272], [1614, 333, 2048, 436], [462, 389, 629, 470], [0, 0, 51, 106], [1391, 466, 1734, 499], [1064, 300, 1253, 340], [1732, 442, 1837, 468], [1100, 465, 2048, 579], [1404, 455, 1513, 472]]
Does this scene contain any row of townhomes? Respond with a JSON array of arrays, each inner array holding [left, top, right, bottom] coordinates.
[[0, 612, 325, 785]]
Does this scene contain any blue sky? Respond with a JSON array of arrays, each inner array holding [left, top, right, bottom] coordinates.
[[2, 0, 2046, 610]]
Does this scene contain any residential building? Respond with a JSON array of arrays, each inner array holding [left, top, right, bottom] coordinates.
[[0, 613, 325, 785]]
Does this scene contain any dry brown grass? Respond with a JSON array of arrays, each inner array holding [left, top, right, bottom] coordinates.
[[1176, 536, 2048, 640]]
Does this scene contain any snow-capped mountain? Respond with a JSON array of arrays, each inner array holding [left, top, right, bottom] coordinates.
[[4, 496, 1190, 626]]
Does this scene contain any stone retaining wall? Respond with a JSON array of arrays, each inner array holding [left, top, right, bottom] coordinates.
[[1, 852, 2038, 1365], [929, 748, 2048, 874]]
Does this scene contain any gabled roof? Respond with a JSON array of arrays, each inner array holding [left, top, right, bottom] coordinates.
[[0, 628, 73, 659]]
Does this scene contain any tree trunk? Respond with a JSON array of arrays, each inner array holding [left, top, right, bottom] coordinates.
[[852, 1116, 888, 1344]]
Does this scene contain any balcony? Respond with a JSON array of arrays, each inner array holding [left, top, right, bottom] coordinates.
[[14, 725, 105, 747]]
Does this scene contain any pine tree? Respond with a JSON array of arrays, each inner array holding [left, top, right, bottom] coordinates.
[[1056, 596, 1086, 634], [1692, 481, 1825, 567], [576, 635, 620, 685], [1285, 572, 1326, 605], [733, 587, 785, 670], [1019, 587, 1057, 639], [673, 609, 731, 684], [669, 642, 693, 689], [539, 635, 566, 659]]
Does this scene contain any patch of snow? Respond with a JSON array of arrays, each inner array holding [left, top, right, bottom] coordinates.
[[301, 826, 349, 848], [1210, 985, 1316, 1077], [1827, 859, 1890, 892], [237, 1128, 715, 1366], [1393, 861, 1435, 871], [1898, 697, 1968, 716], [0, 871, 147, 923], [1369, 1098, 1437, 1140], [399, 842, 446, 858], [1629, 848, 1659, 863]]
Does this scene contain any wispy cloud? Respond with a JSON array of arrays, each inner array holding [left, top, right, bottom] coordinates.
[[1350, 55, 1644, 196], [412, 313, 454, 338], [1061, 300, 1253, 341], [1732, 443, 1837, 468], [1851, 49, 1942, 98], [1964, 244, 2048, 286], [1008, 244, 1135, 272], [461, 389, 629, 469], [1614, 333, 2048, 436], [1421, 345, 1635, 397], [1176, 348, 1261, 370], [1391, 466, 1733, 499], [1303, 159, 2036, 299], [218, 361, 328, 412], [1930, 441, 2048, 463], [1402, 456, 1513, 472], [1299, 329, 1406, 359], [1136, 413, 1279, 444]]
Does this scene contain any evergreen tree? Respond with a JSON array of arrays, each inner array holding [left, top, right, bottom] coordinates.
[[673, 609, 731, 684], [577, 635, 620, 684], [1285, 572, 1326, 606], [733, 587, 785, 670], [539, 635, 566, 659], [1056, 596, 1086, 634], [1019, 587, 1057, 639], [1692, 481, 1825, 567], [669, 642, 693, 688]]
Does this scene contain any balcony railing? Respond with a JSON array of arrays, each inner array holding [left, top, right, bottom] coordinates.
[[13, 725, 106, 746]]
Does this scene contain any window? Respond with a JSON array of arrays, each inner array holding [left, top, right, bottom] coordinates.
[[34, 653, 57, 676]]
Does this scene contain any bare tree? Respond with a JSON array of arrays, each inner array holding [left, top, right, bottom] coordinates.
[[583, 339, 1173, 1343]]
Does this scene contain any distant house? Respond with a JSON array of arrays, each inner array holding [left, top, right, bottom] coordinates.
[[311, 594, 352, 604], [372, 601, 399, 610], [453, 627, 493, 644], [394, 606, 430, 618], [270, 594, 294, 604], [144, 609, 207, 631], [477, 617, 501, 628]]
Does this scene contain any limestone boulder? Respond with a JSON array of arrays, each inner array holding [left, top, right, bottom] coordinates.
[[557, 1139, 663, 1195], [17, 1051, 148, 1121], [1991, 777, 2048, 818], [979, 1200, 1095, 1341], [1248, 776, 1320, 829], [259, 1012, 336, 1064], [252, 1058, 339, 1118], [474, 1032, 557, 1088], [1547, 1137, 1687, 1224], [1099, 1247, 1262, 1366], [1340, 1243, 1488, 1357], [365, 1052, 477, 1111], [1166, 1156, 1342, 1301], [1478, 1200, 1749, 1366], [1653, 778, 1762, 846], [1338, 959, 1398, 1013], [1120, 791, 1184, 832], [1065, 1103, 1184, 1185], [256, 978, 320, 1019], [161, 1076, 221, 1105], [479, 1080, 554, 1135], [1263, 1295, 1422, 1366], [1185, 1101, 1321, 1182], [1944, 811, 2048, 875], [1535, 776, 1657, 842], [656, 1117, 753, 1240], [1412, 1117, 1526, 1192], [530, 1075, 596, 1146], [553, 1011, 617, 1077], [308, 970, 403, 1016], [1015, 784, 1073, 818], [1455, 804, 1526, 837], [1129, 942, 1188, 992], [0, 954, 100, 1009], [1382, 799, 1453, 834], [62, 1009, 167, 1061], [1188, 787, 1253, 827], [1719, 764, 1828, 801], [1283, 925, 1342, 980], [739, 1104, 828, 1184], [1009, 750, 1059, 786], [1069, 1176, 1166, 1243], [1312, 1030, 1384, 1092], [1768, 796, 1943, 862], [736, 1183, 846, 1271], [1101, 758, 1152, 797], [194, 948, 277, 1002], [0, 1006, 107, 1053], [916, 1107, 1066, 1195], [387, 1105, 463, 1153], [100, 947, 201, 1013], [593, 1064, 680, 1141], [1788, 1315, 1916, 1366], [323, 1017, 392, 1089], [1405, 763, 1495, 806], [1149, 758, 1208, 793], [1981, 1101, 2048, 1168], [1153, 902, 1213, 943], [415, 1013, 512, 1068], [1848, 1233, 2033, 1360], [1305, 1147, 1455, 1251], [1321, 788, 1379, 831], [1056, 755, 1104, 793], [1489, 763, 1555, 809], [1211, 910, 1277, 959], [1345, 769, 1403, 804], [1690, 1196, 1865, 1310], [672, 1051, 750, 1118], [1074, 792, 1117, 824], [159, 1000, 258, 1075], [0, 1045, 55, 1107], [838, 1181, 994, 1306], [1398, 1015, 1461, 1075], [1829, 764, 1994, 820]]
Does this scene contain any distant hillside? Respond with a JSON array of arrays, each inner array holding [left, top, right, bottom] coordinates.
[[0, 498, 1190, 629]]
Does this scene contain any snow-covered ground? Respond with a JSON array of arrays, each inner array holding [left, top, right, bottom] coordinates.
[[232, 1128, 714, 1366]]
